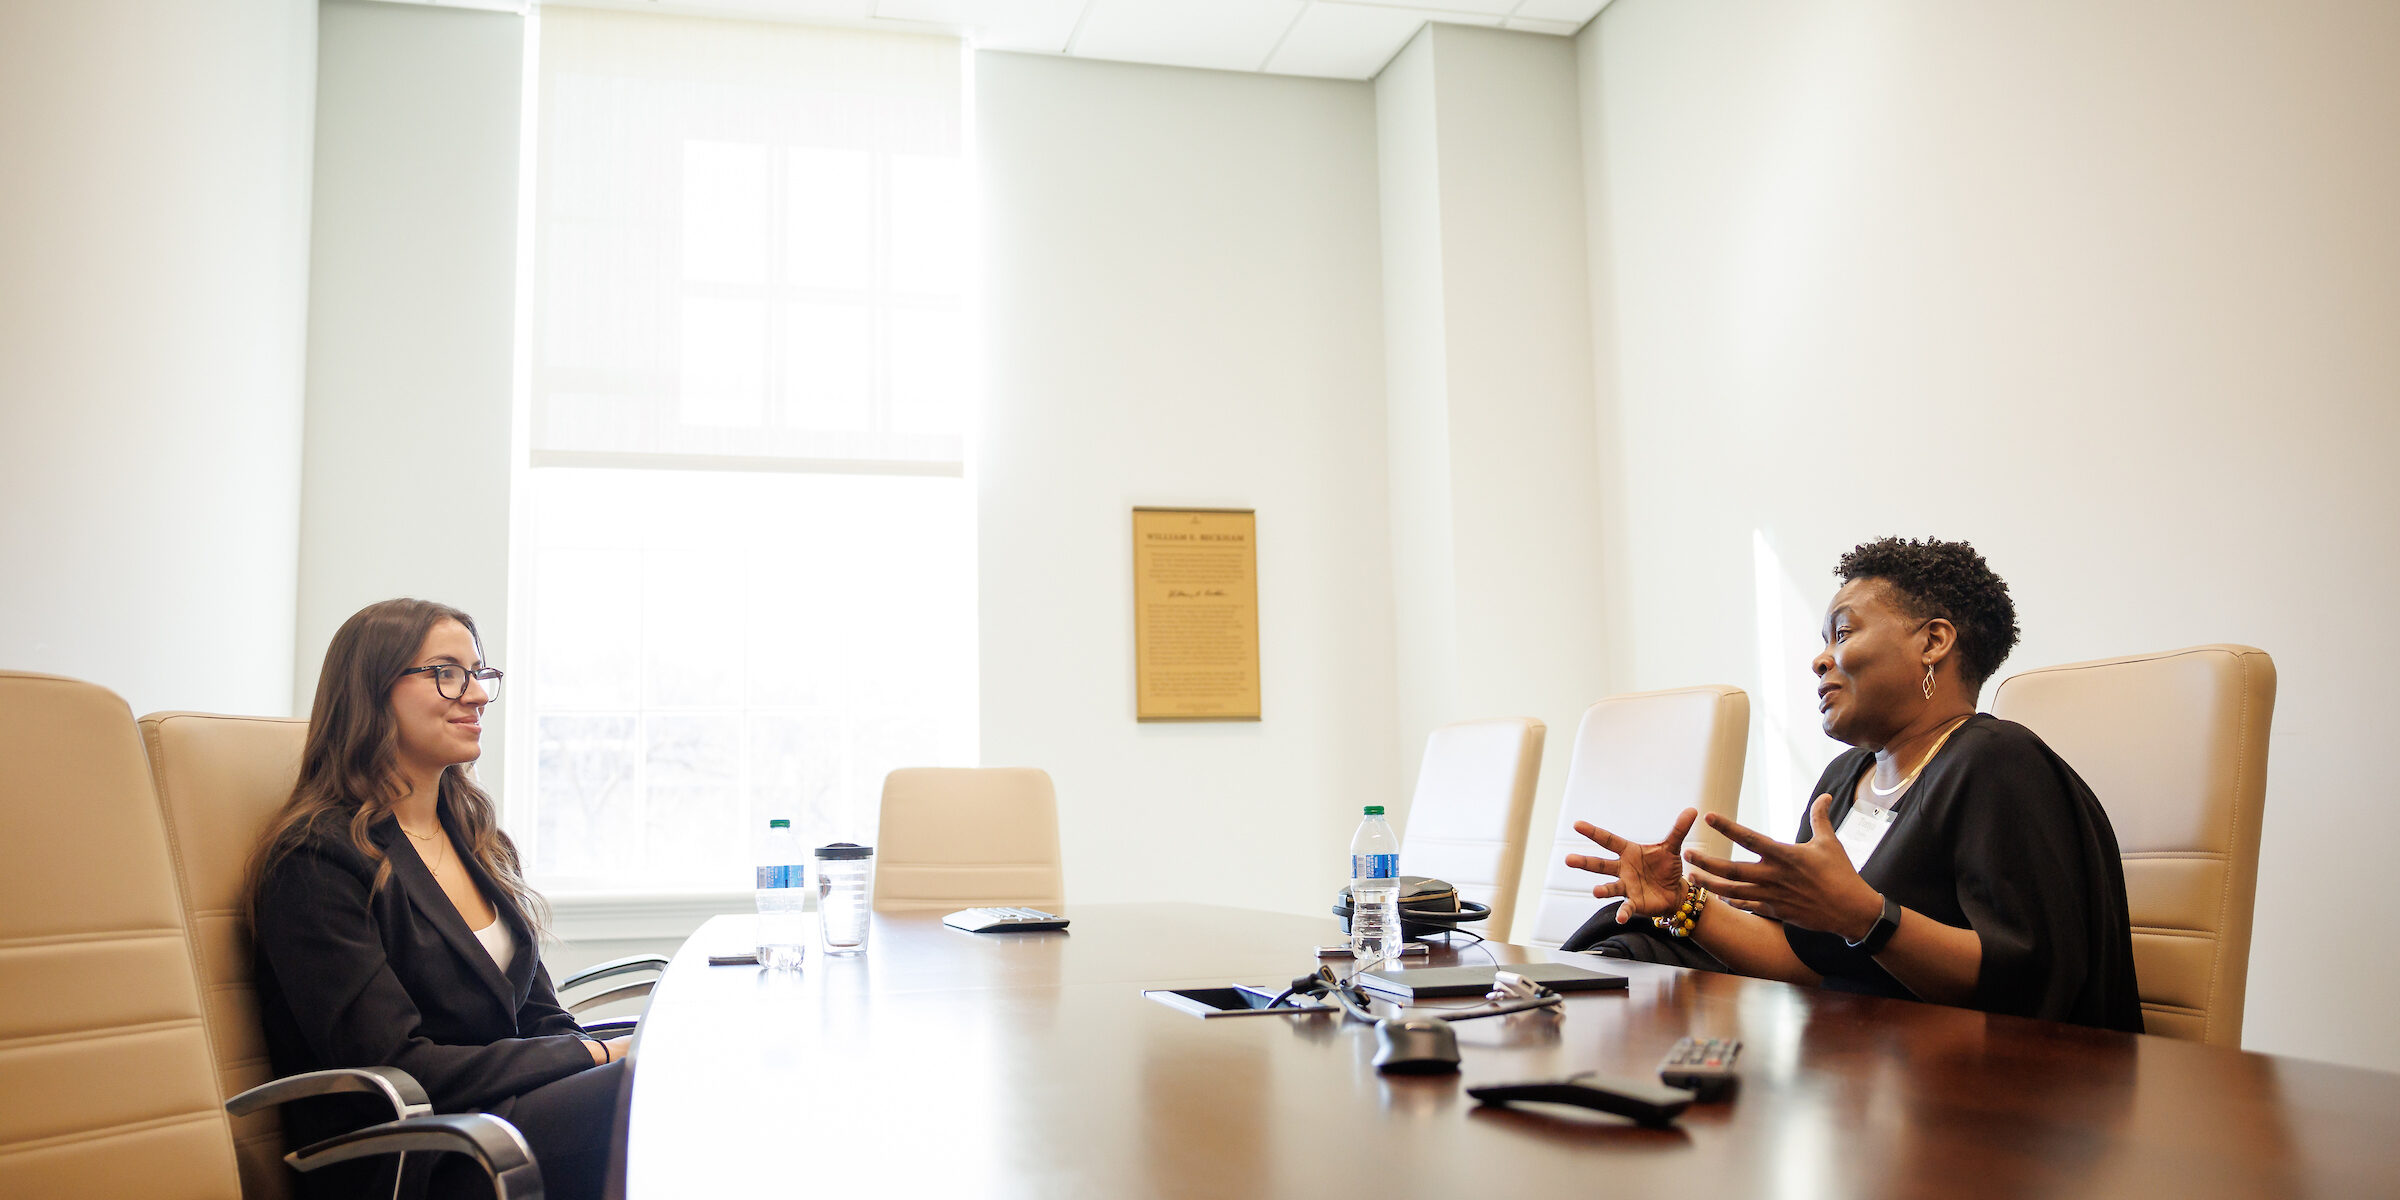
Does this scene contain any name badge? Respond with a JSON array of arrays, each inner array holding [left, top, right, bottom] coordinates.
[[1835, 797, 1899, 872]]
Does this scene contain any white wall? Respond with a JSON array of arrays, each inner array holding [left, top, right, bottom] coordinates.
[[1579, 0, 2400, 1067], [1375, 30, 1463, 789], [0, 0, 317, 716], [1375, 26, 1613, 939], [295, 0, 524, 780], [975, 51, 1398, 916]]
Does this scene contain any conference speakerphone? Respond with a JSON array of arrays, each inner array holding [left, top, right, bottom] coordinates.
[[943, 906, 1071, 933], [1355, 961, 1626, 1000]]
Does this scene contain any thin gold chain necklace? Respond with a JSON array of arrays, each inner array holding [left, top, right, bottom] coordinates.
[[1868, 714, 1973, 799], [397, 817, 449, 879]]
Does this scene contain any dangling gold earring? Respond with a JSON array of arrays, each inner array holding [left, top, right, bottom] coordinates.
[[1922, 663, 1936, 700]]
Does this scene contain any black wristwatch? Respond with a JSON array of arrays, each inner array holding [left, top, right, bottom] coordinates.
[[1846, 892, 1903, 954]]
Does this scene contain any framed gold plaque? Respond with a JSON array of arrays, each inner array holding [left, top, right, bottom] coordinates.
[[1132, 507, 1261, 721]]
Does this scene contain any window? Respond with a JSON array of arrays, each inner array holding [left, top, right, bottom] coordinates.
[[512, 9, 975, 892]]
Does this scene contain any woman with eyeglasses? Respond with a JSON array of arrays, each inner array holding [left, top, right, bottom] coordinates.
[[1562, 538, 2143, 1032], [249, 598, 620, 1200]]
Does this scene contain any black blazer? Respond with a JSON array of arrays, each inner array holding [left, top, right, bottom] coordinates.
[[253, 802, 595, 1139]]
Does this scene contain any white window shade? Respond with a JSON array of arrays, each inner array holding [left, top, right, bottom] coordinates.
[[532, 10, 967, 473]]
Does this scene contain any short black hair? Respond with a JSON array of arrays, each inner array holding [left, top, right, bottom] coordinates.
[[1835, 537, 2021, 688]]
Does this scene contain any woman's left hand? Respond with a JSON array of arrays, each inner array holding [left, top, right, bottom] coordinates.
[[1681, 795, 1884, 940]]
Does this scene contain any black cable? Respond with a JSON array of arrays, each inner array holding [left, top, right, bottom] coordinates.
[[1323, 979, 1380, 1023], [1428, 993, 1563, 1022], [1271, 965, 1381, 1022]]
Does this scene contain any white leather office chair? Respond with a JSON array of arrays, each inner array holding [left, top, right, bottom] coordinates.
[[874, 767, 1066, 913], [1398, 717, 1545, 935], [1992, 644, 2275, 1046], [1524, 686, 1749, 949]]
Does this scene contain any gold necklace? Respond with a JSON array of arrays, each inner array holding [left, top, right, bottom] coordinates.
[[1868, 714, 1973, 799], [397, 818, 447, 878]]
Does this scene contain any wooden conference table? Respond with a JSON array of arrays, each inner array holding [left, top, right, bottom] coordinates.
[[621, 904, 2400, 1198]]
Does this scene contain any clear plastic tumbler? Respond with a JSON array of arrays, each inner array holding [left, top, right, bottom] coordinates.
[[814, 842, 875, 956]]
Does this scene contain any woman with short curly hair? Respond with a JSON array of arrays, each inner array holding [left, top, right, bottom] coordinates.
[[1562, 537, 2142, 1032]]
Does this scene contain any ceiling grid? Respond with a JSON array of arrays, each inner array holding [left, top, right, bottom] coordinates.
[[530, 0, 1610, 80]]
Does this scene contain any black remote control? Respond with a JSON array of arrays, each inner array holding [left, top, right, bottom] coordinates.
[[1466, 1072, 1696, 1126], [1658, 1036, 1740, 1100]]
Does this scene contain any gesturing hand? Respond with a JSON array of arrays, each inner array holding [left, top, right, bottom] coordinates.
[[1562, 808, 1698, 923], [1681, 794, 1884, 940]]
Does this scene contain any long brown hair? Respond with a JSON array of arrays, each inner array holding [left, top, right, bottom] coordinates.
[[247, 598, 548, 938]]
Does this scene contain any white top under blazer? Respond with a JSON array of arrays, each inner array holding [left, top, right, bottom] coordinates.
[[473, 914, 516, 974]]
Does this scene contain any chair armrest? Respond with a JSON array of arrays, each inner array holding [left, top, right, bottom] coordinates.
[[581, 1018, 639, 1041], [227, 1066, 432, 1121], [568, 980, 656, 1016], [558, 954, 669, 993], [288, 1112, 543, 1200]]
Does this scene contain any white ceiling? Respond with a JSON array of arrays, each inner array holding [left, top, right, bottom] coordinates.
[[533, 0, 1614, 80]]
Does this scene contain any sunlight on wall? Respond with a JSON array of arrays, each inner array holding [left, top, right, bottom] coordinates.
[[1750, 529, 1843, 840]]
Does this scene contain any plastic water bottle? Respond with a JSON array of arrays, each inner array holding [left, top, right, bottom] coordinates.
[[755, 818, 807, 971], [1349, 804, 1402, 967]]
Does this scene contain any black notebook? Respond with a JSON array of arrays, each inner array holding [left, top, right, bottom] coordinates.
[[1355, 961, 1627, 1000]]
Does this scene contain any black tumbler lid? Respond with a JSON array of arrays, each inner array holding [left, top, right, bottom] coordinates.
[[813, 842, 874, 860]]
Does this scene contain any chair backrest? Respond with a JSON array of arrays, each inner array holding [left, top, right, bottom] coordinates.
[[1991, 645, 2274, 1047], [874, 768, 1065, 913], [1525, 686, 1749, 949], [1398, 718, 1546, 934], [0, 672, 241, 1199], [138, 711, 310, 1199]]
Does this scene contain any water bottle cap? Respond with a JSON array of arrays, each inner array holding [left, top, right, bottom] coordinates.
[[768, 819, 792, 829], [814, 842, 875, 860], [1363, 805, 1385, 816]]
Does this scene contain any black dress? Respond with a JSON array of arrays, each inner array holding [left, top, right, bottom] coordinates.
[[253, 805, 623, 1199], [1568, 714, 2144, 1033]]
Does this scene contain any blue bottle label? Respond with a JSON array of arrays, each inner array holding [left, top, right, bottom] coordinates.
[[756, 865, 804, 888], [1351, 853, 1398, 882]]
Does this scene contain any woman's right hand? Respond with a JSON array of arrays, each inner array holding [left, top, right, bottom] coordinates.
[[1564, 807, 1698, 922]]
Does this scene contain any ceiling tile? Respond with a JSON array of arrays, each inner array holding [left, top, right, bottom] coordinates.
[[574, 0, 878, 21], [1502, 16, 1582, 36], [873, 0, 971, 21], [1420, 11, 1504, 30], [932, 0, 1091, 53], [1510, 0, 1609, 22], [1263, 2, 1427, 80], [695, 0, 879, 19], [1071, 0, 1306, 73], [1321, 0, 1514, 16]]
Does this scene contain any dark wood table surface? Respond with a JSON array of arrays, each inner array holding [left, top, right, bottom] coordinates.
[[620, 904, 2400, 1199]]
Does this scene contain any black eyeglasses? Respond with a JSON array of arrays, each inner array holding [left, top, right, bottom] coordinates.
[[398, 664, 504, 703]]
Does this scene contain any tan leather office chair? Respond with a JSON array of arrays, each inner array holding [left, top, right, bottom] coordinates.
[[874, 768, 1065, 913], [138, 709, 658, 1197], [1398, 718, 1545, 934], [1524, 686, 1749, 949], [0, 671, 244, 1197], [1992, 645, 2275, 1047], [137, 711, 309, 1199], [0, 675, 537, 1198]]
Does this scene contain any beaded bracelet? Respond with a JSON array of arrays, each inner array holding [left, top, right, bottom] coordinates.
[[1652, 879, 1710, 938]]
